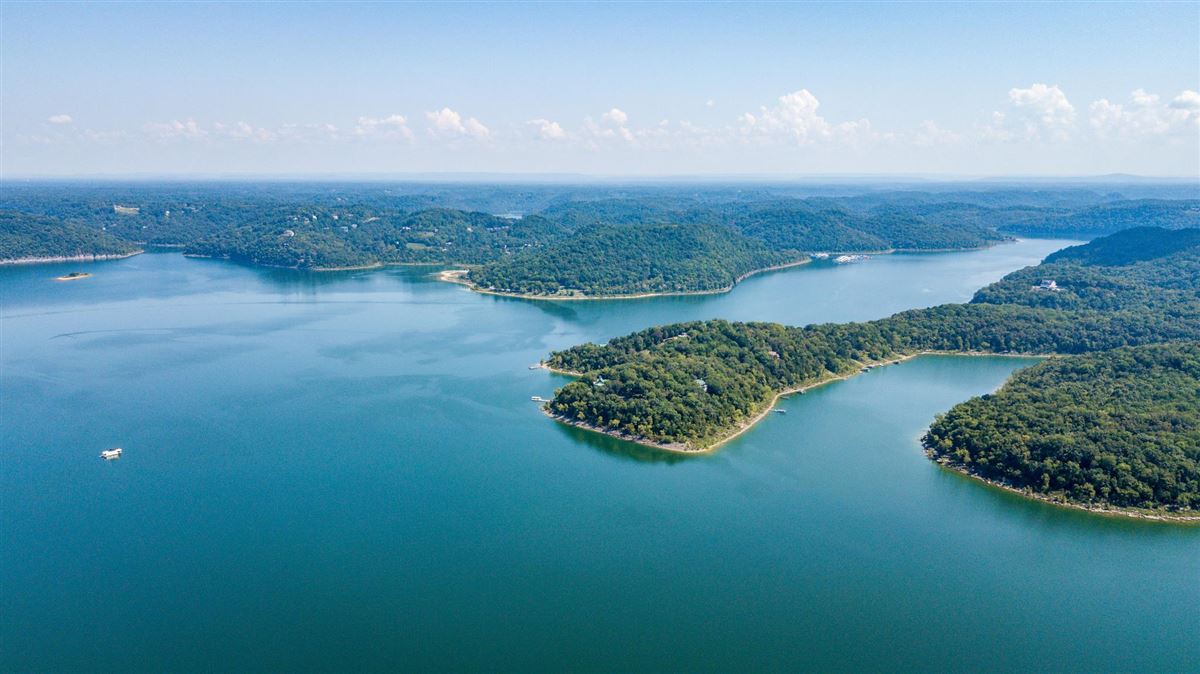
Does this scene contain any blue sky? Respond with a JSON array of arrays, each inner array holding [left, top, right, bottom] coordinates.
[[3, 2, 1198, 176]]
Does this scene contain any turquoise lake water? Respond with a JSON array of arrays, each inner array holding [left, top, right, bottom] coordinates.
[[2, 239, 1197, 672]]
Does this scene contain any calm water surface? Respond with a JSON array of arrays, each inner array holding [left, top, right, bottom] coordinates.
[[3, 240, 1197, 672]]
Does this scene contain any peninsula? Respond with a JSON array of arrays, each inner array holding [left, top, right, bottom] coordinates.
[[540, 227, 1200, 517]]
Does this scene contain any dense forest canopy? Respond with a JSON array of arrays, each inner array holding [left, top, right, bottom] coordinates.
[[468, 222, 795, 296], [1000, 199, 1200, 237], [542, 228, 1200, 513], [0, 210, 140, 261], [924, 343, 1200, 512]]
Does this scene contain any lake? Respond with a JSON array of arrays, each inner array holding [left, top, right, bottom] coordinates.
[[2, 239, 1197, 672]]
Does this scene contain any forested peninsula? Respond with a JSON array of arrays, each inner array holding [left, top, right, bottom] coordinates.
[[924, 343, 1200, 517], [542, 227, 1200, 517]]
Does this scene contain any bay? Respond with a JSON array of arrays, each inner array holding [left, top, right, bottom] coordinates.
[[2, 239, 1196, 672]]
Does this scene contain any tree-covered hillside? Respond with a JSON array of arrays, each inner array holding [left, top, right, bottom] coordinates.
[[970, 227, 1200, 311], [0, 211, 141, 262], [1000, 199, 1200, 236], [468, 222, 797, 296], [184, 209, 568, 269], [924, 343, 1200, 513]]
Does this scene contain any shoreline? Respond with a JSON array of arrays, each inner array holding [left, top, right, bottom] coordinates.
[[539, 350, 1197, 522], [0, 250, 144, 266], [184, 254, 463, 272], [436, 238, 1013, 301], [929, 456, 1200, 523], [177, 237, 1015, 284], [540, 350, 945, 455], [436, 257, 812, 301], [182, 253, 387, 271]]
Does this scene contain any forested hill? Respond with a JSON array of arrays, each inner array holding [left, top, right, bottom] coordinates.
[[998, 199, 1200, 237], [970, 227, 1200, 311], [1042, 226, 1200, 265], [542, 199, 1010, 252], [924, 343, 1200, 513], [466, 222, 796, 296], [542, 227, 1200, 515], [0, 211, 140, 262], [462, 201, 1008, 296], [184, 209, 568, 269]]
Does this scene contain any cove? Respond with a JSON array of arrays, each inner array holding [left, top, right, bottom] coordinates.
[[2, 239, 1196, 672]]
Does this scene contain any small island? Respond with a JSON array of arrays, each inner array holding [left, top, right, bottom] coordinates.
[[55, 272, 92, 281]]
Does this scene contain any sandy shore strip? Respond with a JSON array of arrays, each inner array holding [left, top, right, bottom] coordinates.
[[930, 458, 1200, 523]]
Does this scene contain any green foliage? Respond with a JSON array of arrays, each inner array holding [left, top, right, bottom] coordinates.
[[544, 228, 1200, 479], [1043, 226, 1200, 266], [971, 227, 1200, 312], [0, 210, 139, 261], [1001, 199, 1200, 236], [468, 222, 797, 296], [184, 209, 567, 269], [924, 343, 1200, 512]]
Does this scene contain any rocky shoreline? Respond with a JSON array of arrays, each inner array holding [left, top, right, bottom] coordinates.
[[0, 250, 144, 265], [930, 456, 1200, 523]]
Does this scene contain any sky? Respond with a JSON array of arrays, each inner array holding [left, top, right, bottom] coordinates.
[[2, 1, 1198, 178]]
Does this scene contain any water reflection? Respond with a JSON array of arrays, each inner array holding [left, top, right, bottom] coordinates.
[[548, 418, 701, 464], [930, 461, 1200, 532]]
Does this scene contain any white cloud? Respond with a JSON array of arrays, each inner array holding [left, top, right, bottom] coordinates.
[[705, 99, 715, 108], [739, 89, 830, 142], [279, 123, 340, 142], [464, 117, 489, 138], [425, 107, 489, 139], [214, 121, 277, 142], [602, 108, 628, 126], [81, 128, 126, 144], [47, 114, 73, 125], [582, 108, 636, 144], [145, 118, 206, 140], [1090, 89, 1200, 138], [736, 89, 883, 147], [1169, 90, 1200, 112], [913, 120, 961, 147], [353, 114, 413, 140], [527, 118, 567, 140], [985, 83, 1076, 142]]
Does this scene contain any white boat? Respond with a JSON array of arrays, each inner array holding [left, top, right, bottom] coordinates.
[[531, 396, 547, 402], [100, 448, 123, 460], [835, 254, 871, 264]]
